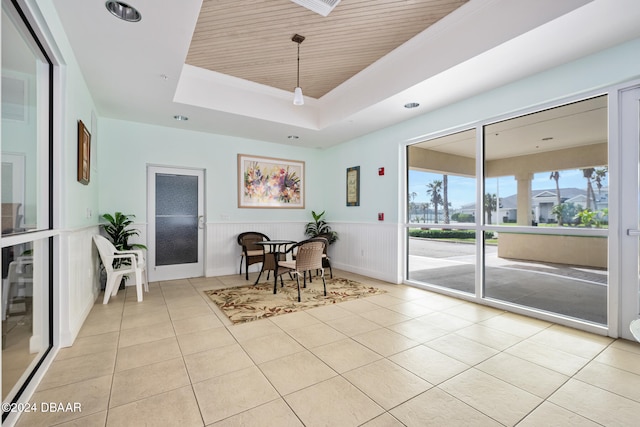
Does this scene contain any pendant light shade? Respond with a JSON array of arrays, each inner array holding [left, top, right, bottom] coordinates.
[[292, 34, 305, 106], [293, 87, 304, 105]]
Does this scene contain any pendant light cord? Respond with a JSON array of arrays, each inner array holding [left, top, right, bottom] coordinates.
[[297, 43, 300, 87]]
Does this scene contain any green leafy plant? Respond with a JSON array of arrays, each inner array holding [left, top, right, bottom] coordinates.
[[99, 212, 147, 288], [304, 210, 338, 244], [551, 203, 566, 225], [101, 212, 147, 252], [574, 208, 598, 228]]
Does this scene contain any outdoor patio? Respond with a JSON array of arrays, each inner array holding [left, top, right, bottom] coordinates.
[[408, 238, 607, 324]]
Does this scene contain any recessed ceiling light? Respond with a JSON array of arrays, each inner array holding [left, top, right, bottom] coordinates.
[[404, 102, 420, 109], [105, 1, 141, 22], [174, 115, 188, 121], [288, 135, 299, 140]]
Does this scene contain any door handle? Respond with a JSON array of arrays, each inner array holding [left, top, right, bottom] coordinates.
[[198, 215, 205, 229], [627, 229, 640, 236]]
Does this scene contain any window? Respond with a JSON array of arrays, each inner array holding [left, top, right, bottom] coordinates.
[[406, 96, 608, 326], [407, 129, 476, 295], [2, 0, 54, 413]]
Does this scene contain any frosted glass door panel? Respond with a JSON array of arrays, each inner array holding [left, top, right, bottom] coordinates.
[[147, 167, 204, 281], [155, 174, 198, 266], [155, 217, 197, 265]]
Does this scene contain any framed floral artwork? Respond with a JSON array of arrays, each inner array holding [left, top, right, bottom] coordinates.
[[238, 154, 305, 208]]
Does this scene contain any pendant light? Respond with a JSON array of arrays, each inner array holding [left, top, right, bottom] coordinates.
[[292, 34, 305, 106]]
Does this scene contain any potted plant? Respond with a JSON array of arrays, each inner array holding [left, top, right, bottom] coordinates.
[[99, 212, 147, 289], [304, 210, 338, 244], [101, 212, 146, 250]]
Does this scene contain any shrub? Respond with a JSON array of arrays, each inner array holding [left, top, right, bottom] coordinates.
[[451, 213, 474, 223], [409, 229, 494, 239]]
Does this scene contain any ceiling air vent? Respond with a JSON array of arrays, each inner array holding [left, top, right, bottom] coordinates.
[[290, 0, 342, 17]]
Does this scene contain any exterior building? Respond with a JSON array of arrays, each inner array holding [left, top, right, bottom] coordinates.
[[456, 187, 610, 225]]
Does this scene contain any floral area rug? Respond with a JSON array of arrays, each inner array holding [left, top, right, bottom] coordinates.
[[205, 277, 386, 324]]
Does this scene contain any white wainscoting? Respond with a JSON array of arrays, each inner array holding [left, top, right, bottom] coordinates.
[[205, 221, 402, 283], [329, 222, 402, 284], [134, 220, 400, 283], [206, 222, 307, 277], [58, 225, 101, 347]]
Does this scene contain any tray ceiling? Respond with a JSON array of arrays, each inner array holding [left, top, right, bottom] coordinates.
[[186, 0, 468, 99], [49, 0, 640, 148]]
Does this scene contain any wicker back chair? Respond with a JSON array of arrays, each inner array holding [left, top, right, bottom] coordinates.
[[275, 239, 326, 302], [237, 232, 270, 280], [313, 235, 333, 278]]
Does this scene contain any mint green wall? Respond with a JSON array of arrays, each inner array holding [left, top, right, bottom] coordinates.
[[37, 0, 640, 232], [98, 119, 325, 223], [34, 0, 100, 229], [314, 138, 398, 225], [62, 82, 99, 230], [323, 37, 640, 224], [98, 38, 640, 228]]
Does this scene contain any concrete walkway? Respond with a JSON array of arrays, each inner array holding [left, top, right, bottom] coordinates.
[[408, 238, 607, 324]]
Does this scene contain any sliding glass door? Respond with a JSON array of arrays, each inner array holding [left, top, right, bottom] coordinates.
[[406, 94, 609, 327], [483, 96, 608, 324], [407, 129, 477, 296]]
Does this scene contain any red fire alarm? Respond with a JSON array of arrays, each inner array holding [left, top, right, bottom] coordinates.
[[378, 167, 384, 176], [378, 212, 384, 221]]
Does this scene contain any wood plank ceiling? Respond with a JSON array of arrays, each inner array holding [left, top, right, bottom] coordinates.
[[186, 0, 469, 99]]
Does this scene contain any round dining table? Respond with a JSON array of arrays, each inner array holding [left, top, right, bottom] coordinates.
[[253, 240, 296, 285]]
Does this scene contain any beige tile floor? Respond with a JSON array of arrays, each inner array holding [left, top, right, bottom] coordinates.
[[15, 270, 640, 426]]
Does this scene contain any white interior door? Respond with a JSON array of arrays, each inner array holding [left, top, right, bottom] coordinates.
[[147, 166, 205, 282], [619, 86, 640, 341]]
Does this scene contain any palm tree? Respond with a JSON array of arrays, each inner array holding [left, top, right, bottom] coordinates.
[[581, 168, 596, 209], [593, 167, 608, 194], [426, 180, 442, 223], [550, 171, 562, 224], [409, 191, 417, 221], [484, 193, 497, 224], [443, 175, 450, 224], [550, 171, 561, 207], [421, 202, 429, 222]]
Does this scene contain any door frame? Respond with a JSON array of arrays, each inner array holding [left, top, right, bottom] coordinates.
[[147, 165, 205, 282], [618, 84, 640, 341]]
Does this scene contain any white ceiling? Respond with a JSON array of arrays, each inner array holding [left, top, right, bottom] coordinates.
[[414, 95, 608, 158], [51, 0, 640, 149]]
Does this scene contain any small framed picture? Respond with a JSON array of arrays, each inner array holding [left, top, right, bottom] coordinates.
[[346, 166, 360, 206], [77, 120, 91, 185]]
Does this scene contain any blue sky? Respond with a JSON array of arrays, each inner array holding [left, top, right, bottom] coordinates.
[[408, 168, 606, 210]]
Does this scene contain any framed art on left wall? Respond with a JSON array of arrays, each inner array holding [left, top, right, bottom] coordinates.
[[77, 120, 91, 185]]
